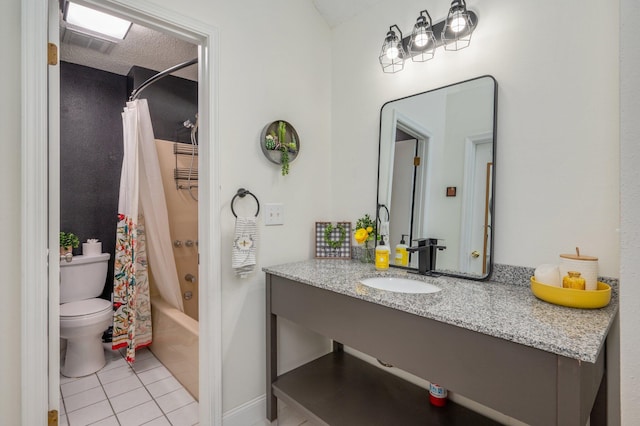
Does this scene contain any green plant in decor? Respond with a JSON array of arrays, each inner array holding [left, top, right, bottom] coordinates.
[[278, 121, 290, 176], [354, 214, 377, 263], [264, 121, 298, 176], [324, 223, 347, 250], [60, 231, 79, 255]]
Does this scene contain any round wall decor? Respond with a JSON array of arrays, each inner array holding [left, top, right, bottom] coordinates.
[[260, 120, 300, 175]]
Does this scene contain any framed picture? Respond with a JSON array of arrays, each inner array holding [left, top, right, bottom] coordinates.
[[315, 222, 352, 259]]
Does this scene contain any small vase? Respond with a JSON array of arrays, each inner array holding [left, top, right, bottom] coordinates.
[[360, 241, 374, 263]]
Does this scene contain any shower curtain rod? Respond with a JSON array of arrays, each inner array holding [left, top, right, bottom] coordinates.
[[129, 58, 198, 101]]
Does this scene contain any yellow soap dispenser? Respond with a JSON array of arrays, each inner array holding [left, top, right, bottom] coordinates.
[[395, 234, 409, 267], [375, 235, 390, 271]]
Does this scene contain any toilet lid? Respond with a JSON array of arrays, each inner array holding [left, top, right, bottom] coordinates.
[[60, 299, 112, 317]]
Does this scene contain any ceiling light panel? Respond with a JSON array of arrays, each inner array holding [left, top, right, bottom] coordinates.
[[65, 2, 132, 41]]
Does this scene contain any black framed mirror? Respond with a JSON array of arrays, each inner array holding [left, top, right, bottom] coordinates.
[[376, 75, 497, 280]]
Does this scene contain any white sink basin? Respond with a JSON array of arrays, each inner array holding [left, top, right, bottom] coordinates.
[[359, 277, 441, 294]]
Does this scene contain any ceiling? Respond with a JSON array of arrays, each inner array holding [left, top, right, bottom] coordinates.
[[311, 0, 385, 27], [60, 18, 199, 81], [59, 0, 381, 80]]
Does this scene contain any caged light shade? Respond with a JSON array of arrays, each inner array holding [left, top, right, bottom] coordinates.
[[379, 25, 405, 73], [408, 10, 437, 62], [441, 0, 474, 51]]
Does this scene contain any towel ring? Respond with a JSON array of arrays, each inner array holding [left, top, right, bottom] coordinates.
[[231, 188, 260, 218], [378, 203, 390, 222]]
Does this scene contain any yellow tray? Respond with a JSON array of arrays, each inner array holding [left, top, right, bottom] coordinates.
[[530, 277, 611, 309]]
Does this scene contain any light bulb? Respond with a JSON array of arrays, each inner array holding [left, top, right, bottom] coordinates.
[[386, 46, 400, 60], [414, 32, 429, 48], [451, 13, 467, 33]]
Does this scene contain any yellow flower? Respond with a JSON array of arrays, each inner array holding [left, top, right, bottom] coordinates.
[[354, 228, 369, 244], [366, 226, 373, 233]]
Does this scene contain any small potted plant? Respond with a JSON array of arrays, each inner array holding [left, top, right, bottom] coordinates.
[[60, 231, 79, 256], [354, 214, 377, 263]]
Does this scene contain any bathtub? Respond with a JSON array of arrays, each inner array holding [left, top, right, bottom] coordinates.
[[149, 296, 199, 400]]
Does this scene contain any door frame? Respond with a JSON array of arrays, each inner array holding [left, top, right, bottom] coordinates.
[[459, 132, 493, 274], [392, 112, 432, 245], [21, 0, 222, 424]]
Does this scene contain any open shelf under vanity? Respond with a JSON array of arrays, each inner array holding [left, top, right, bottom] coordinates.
[[273, 350, 500, 425]]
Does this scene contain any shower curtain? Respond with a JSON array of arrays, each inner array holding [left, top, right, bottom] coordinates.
[[112, 99, 185, 364]]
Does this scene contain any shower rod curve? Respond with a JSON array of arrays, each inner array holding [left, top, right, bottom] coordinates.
[[129, 58, 198, 101]]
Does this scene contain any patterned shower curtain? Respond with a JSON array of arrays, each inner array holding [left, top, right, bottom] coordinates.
[[112, 99, 184, 364]]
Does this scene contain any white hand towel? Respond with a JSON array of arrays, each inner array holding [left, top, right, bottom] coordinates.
[[232, 216, 258, 278]]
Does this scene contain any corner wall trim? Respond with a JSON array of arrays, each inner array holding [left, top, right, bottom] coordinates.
[[223, 394, 267, 426]]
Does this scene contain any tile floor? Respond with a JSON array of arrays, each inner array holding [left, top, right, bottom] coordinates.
[[257, 403, 312, 426], [59, 347, 198, 426]]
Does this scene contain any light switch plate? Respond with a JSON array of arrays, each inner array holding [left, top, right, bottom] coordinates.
[[264, 203, 284, 226]]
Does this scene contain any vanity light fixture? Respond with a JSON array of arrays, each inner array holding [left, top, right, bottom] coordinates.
[[408, 10, 437, 62], [441, 0, 474, 51], [379, 25, 406, 74], [379, 1, 478, 73]]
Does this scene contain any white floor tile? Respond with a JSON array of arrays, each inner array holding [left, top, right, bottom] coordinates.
[[132, 355, 163, 373], [138, 365, 172, 385], [133, 347, 155, 361], [116, 400, 164, 426], [103, 374, 144, 398], [277, 404, 310, 426], [141, 416, 172, 425], [60, 346, 204, 426], [110, 387, 153, 413], [101, 355, 129, 372], [60, 374, 78, 385], [155, 387, 196, 414], [166, 401, 199, 426], [98, 363, 136, 384], [66, 400, 114, 426], [63, 385, 107, 413], [145, 376, 183, 399], [90, 415, 121, 426], [104, 348, 122, 360], [60, 374, 101, 398]]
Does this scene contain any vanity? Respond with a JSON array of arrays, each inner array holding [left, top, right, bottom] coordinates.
[[265, 260, 617, 426]]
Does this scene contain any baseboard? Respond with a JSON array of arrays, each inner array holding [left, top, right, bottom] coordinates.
[[223, 394, 267, 426]]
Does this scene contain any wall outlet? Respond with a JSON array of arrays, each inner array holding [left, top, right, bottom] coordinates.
[[264, 203, 284, 226]]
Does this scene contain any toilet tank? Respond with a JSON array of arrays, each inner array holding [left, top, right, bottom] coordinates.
[[60, 253, 111, 304]]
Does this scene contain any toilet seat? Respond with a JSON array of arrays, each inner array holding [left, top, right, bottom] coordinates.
[[60, 298, 112, 319]]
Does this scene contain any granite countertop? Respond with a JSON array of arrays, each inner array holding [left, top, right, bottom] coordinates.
[[263, 259, 619, 363]]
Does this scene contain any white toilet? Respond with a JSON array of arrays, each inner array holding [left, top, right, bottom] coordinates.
[[59, 253, 113, 378]]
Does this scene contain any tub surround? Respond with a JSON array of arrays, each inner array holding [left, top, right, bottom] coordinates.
[[265, 259, 617, 425], [149, 297, 199, 400]]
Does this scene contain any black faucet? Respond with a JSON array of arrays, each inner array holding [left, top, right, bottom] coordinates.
[[406, 238, 447, 275]]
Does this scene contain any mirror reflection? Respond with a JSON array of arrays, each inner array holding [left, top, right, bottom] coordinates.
[[376, 75, 496, 280]]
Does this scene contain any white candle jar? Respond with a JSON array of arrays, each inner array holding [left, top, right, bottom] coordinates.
[[559, 252, 599, 291]]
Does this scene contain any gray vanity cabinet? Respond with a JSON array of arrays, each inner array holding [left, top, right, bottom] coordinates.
[[266, 273, 607, 426]]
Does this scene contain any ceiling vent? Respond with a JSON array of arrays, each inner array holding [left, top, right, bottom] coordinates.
[[61, 26, 115, 54]]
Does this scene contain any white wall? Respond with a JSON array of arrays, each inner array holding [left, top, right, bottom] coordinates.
[[331, 0, 620, 277], [620, 0, 640, 423], [215, 2, 332, 412], [0, 0, 23, 423], [157, 0, 333, 413]]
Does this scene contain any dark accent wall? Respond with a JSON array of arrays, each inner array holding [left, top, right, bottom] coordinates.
[[60, 61, 198, 299], [60, 62, 125, 299], [127, 66, 198, 143]]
